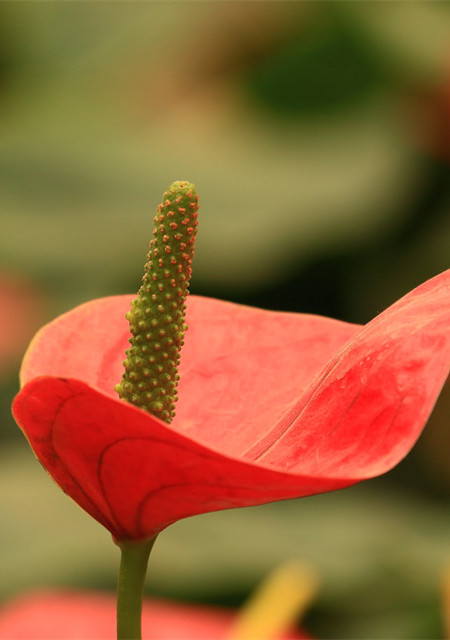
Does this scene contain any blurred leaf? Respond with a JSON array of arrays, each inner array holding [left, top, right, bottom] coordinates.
[[0, 96, 416, 303], [244, 7, 389, 117], [349, 2, 450, 81], [0, 1, 438, 306]]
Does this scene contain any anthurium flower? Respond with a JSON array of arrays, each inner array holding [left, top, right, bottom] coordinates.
[[12, 270, 450, 542], [0, 591, 312, 640]]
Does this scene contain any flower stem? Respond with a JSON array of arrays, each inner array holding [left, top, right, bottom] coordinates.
[[116, 537, 156, 640]]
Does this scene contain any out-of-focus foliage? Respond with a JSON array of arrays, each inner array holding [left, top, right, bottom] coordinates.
[[1, 3, 450, 639], [1, 3, 448, 310]]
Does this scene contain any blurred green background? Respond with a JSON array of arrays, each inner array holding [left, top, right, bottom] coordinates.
[[1, 2, 450, 638]]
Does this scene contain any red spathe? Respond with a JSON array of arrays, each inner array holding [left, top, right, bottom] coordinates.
[[0, 591, 310, 640], [12, 271, 450, 540]]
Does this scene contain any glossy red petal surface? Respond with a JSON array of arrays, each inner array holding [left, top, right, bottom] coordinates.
[[250, 270, 450, 476], [19, 295, 359, 455], [13, 376, 349, 539], [12, 272, 450, 540], [0, 591, 310, 640]]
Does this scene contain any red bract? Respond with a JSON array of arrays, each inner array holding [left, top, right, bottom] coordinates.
[[12, 271, 450, 541], [0, 591, 310, 640], [0, 272, 44, 375]]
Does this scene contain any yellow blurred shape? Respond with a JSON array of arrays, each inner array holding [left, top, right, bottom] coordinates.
[[227, 561, 319, 640]]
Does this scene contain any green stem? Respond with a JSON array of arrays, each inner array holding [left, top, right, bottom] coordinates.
[[116, 537, 156, 640]]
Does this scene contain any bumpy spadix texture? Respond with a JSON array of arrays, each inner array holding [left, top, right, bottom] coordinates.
[[115, 181, 198, 422]]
